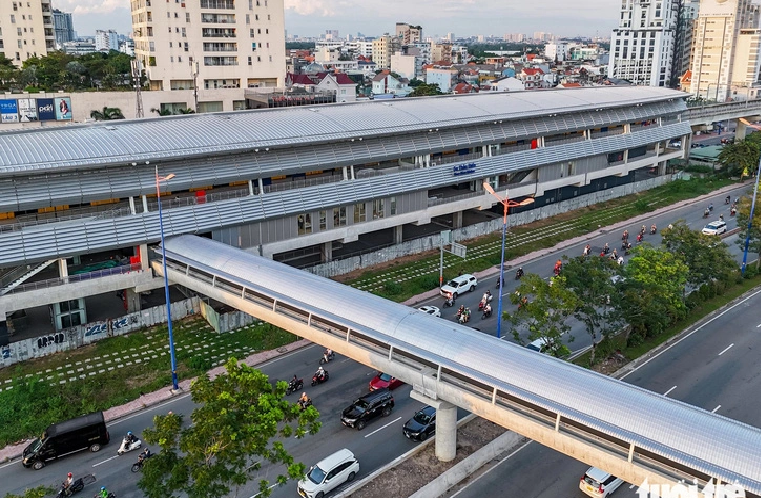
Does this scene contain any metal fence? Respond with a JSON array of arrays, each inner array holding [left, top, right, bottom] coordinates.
[[4, 263, 144, 295]]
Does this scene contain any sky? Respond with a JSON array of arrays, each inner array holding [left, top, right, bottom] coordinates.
[[53, 0, 619, 39]]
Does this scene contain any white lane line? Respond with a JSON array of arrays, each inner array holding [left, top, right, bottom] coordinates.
[[718, 343, 734, 356], [663, 386, 677, 397], [0, 460, 19, 470], [756, 323, 761, 328], [92, 455, 119, 467], [364, 416, 402, 438], [249, 482, 277, 498], [449, 440, 532, 498], [712, 405, 721, 413], [620, 288, 761, 380], [630, 484, 636, 489]]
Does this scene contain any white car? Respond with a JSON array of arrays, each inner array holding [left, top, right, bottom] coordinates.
[[439, 274, 478, 298], [418, 306, 441, 318], [701, 220, 727, 236], [579, 467, 623, 497], [298, 448, 359, 498]]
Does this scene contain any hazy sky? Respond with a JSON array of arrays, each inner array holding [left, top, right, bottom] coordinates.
[[53, 0, 618, 39]]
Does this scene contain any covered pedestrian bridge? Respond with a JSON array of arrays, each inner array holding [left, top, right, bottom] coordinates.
[[156, 235, 761, 497]]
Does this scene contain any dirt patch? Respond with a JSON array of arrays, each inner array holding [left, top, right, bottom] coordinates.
[[349, 417, 506, 498]]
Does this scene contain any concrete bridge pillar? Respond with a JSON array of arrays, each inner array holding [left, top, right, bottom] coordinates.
[[125, 288, 141, 313], [453, 211, 463, 229], [137, 244, 150, 271], [58, 258, 68, 278], [736, 119, 748, 141], [394, 225, 403, 244], [321, 241, 333, 263]]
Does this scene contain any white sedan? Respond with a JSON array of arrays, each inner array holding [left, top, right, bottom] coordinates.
[[418, 306, 441, 318]]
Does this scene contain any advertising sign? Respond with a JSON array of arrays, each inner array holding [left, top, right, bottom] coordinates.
[[55, 97, 72, 120], [17, 98, 38, 122], [37, 98, 56, 121], [0, 99, 19, 124]]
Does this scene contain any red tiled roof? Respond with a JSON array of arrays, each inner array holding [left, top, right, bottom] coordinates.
[[334, 73, 355, 85], [288, 74, 316, 85], [523, 68, 544, 76], [561, 82, 582, 87]]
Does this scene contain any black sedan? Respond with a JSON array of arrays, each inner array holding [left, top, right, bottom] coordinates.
[[402, 406, 436, 441]]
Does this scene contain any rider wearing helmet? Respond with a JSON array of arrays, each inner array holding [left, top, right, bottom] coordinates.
[[62, 472, 73, 496], [99, 486, 109, 498]]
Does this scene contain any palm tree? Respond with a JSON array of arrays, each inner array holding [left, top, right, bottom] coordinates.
[[177, 108, 195, 114], [151, 107, 173, 116], [718, 139, 760, 180], [90, 107, 125, 121]]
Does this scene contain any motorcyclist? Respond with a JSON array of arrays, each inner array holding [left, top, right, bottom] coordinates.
[[704, 208, 710, 218], [138, 448, 152, 464], [62, 473, 73, 496], [298, 392, 311, 408], [322, 348, 333, 363], [640, 225, 646, 235], [481, 290, 492, 303], [125, 431, 137, 446], [516, 267, 524, 278], [99, 486, 109, 498], [483, 303, 492, 316], [456, 304, 465, 318], [292, 374, 299, 385], [622, 230, 629, 241], [719, 214, 724, 222], [726, 195, 731, 205], [315, 367, 325, 382], [709, 203, 713, 212], [651, 224, 657, 234], [603, 243, 609, 254]]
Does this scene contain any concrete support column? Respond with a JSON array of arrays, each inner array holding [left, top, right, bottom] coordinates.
[[248, 179, 254, 196], [258, 178, 265, 194], [394, 225, 403, 244], [481, 145, 488, 157], [426, 154, 431, 167], [350, 165, 356, 180], [321, 241, 333, 262], [453, 211, 463, 229], [125, 288, 141, 313], [624, 123, 631, 134], [623, 149, 629, 164], [128, 196, 136, 215], [539, 136, 545, 147], [736, 119, 748, 141], [58, 258, 68, 278], [585, 129, 591, 140], [142, 195, 149, 213], [138, 244, 149, 271], [435, 401, 457, 462], [658, 160, 667, 176], [343, 166, 349, 180]]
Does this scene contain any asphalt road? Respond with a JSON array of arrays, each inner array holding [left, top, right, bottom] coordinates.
[[417, 184, 748, 352], [2, 184, 751, 498], [446, 285, 761, 498]]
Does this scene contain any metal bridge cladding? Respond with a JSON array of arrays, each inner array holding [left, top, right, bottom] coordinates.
[[161, 235, 761, 496]]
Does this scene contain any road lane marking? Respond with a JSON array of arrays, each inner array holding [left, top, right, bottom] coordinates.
[[663, 386, 677, 397], [449, 440, 532, 498], [364, 416, 402, 438], [756, 323, 761, 328], [0, 460, 19, 470], [712, 405, 721, 413], [718, 343, 734, 356], [92, 455, 119, 467], [620, 288, 761, 380], [249, 482, 277, 498]]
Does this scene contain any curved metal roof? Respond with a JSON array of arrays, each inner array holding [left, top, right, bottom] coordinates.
[[162, 235, 761, 494], [0, 86, 686, 173]]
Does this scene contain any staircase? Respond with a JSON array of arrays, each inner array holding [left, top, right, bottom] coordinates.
[[0, 259, 58, 296]]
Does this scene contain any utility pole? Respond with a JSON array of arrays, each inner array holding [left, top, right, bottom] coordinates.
[[191, 60, 200, 113], [131, 59, 144, 118]]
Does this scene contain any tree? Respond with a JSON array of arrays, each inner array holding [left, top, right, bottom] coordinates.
[[507, 273, 578, 357], [735, 191, 761, 269], [409, 82, 442, 97], [618, 245, 688, 344], [90, 107, 125, 120], [661, 221, 736, 286], [138, 359, 320, 498], [718, 139, 760, 179], [561, 255, 623, 361], [151, 108, 173, 116], [408, 78, 424, 87], [3, 486, 55, 498], [177, 108, 196, 114]]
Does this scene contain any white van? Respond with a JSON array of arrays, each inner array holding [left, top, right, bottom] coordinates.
[[579, 466, 623, 497], [298, 448, 359, 498]]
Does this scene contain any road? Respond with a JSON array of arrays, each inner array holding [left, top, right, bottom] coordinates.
[[1, 184, 751, 498], [446, 279, 761, 498], [417, 184, 748, 352]]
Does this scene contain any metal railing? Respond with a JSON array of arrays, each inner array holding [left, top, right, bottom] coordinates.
[[433, 152, 484, 166], [686, 98, 761, 119], [591, 128, 625, 139], [492, 143, 533, 157], [3, 263, 144, 295], [354, 165, 416, 179], [428, 190, 484, 207], [263, 175, 344, 193], [0, 206, 133, 234]]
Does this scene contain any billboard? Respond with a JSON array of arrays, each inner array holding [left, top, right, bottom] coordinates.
[[17, 98, 38, 122], [37, 98, 56, 121], [55, 97, 72, 120], [0, 100, 19, 124]]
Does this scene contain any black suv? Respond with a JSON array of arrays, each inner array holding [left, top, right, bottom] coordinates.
[[340, 388, 394, 430]]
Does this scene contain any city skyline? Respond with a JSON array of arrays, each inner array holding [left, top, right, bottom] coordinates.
[[52, 0, 617, 39]]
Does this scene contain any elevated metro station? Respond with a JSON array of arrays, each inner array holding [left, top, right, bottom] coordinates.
[[0, 86, 690, 338]]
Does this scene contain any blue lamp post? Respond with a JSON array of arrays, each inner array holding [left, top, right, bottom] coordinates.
[[482, 182, 534, 338], [740, 118, 761, 275], [155, 165, 179, 391]]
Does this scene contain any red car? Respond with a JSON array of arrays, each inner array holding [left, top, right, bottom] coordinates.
[[369, 372, 403, 391]]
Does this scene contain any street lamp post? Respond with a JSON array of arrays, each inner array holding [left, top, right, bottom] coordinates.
[[739, 118, 761, 274], [155, 165, 180, 391], [482, 182, 535, 338]]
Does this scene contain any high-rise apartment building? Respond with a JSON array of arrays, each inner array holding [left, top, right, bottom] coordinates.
[[372, 34, 400, 69], [395, 22, 422, 44], [0, 0, 55, 65], [95, 29, 119, 52], [52, 9, 75, 49], [608, 0, 680, 86], [688, 0, 761, 100], [130, 0, 286, 93]]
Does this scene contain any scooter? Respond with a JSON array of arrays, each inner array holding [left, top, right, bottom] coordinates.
[[319, 351, 335, 365], [458, 309, 471, 324], [515, 268, 524, 280], [443, 296, 455, 308], [298, 398, 313, 411], [286, 378, 304, 396], [56, 475, 97, 498], [636, 233, 643, 243], [482, 308, 492, 319], [650, 227, 657, 235], [118, 436, 142, 455], [311, 370, 329, 386]]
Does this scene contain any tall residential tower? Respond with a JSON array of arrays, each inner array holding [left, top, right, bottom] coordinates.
[[0, 0, 55, 65]]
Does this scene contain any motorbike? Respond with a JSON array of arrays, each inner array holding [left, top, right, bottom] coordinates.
[[298, 398, 313, 411], [286, 378, 304, 396], [515, 268, 524, 280], [311, 370, 329, 386], [636, 233, 643, 243], [94, 494, 116, 498], [703, 210, 709, 219], [553, 267, 561, 276], [458, 309, 471, 324], [118, 436, 142, 455], [650, 227, 656, 235], [318, 351, 335, 365], [482, 308, 492, 319], [443, 296, 455, 307], [56, 475, 97, 498], [131, 454, 153, 473], [495, 277, 504, 289], [731, 208, 737, 216], [455, 307, 465, 320]]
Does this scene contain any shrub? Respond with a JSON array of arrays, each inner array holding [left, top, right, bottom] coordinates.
[[383, 280, 402, 295]]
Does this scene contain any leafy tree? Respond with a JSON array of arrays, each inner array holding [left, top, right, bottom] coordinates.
[[409, 82, 442, 97], [3, 485, 55, 498], [718, 139, 760, 179], [138, 359, 320, 498], [735, 191, 761, 269], [561, 255, 623, 360], [661, 221, 737, 285], [90, 107, 125, 120], [618, 245, 688, 343], [408, 78, 424, 87], [507, 273, 578, 357]]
